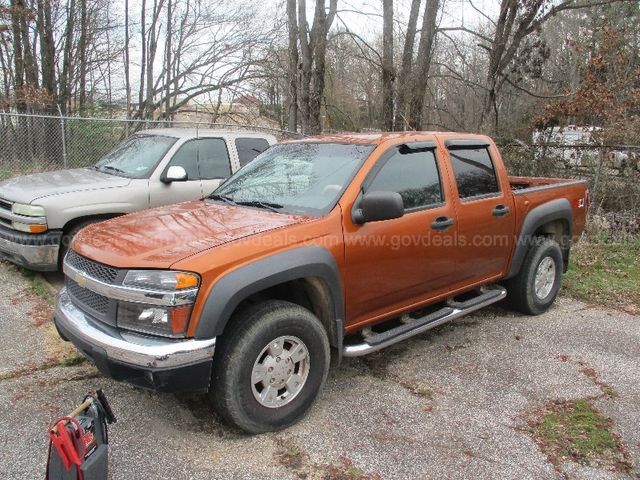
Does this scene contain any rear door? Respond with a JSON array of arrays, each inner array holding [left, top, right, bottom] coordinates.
[[444, 140, 515, 283], [343, 142, 459, 326], [234, 137, 272, 169], [197, 138, 233, 197]]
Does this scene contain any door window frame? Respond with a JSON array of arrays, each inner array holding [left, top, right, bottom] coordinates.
[[445, 141, 502, 202], [358, 142, 446, 215], [163, 137, 232, 181]]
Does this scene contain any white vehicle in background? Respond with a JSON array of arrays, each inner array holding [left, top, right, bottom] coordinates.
[[532, 125, 602, 167], [0, 128, 277, 271]]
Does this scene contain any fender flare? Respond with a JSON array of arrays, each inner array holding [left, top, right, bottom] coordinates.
[[195, 246, 345, 347], [505, 198, 573, 279]]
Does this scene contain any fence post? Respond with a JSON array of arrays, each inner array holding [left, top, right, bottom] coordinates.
[[57, 105, 68, 168]]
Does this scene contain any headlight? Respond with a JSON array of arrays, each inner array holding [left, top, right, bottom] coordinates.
[[117, 301, 192, 338], [123, 270, 200, 291], [12, 221, 48, 233], [118, 270, 199, 337], [12, 203, 46, 217]]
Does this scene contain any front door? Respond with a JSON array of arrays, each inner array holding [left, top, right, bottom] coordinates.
[[343, 144, 458, 327], [150, 139, 204, 207]]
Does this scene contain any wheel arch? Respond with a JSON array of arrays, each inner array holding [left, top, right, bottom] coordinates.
[[505, 198, 573, 279], [195, 246, 344, 351]]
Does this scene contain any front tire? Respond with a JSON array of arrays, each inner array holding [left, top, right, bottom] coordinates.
[[210, 300, 330, 433], [505, 236, 563, 315]]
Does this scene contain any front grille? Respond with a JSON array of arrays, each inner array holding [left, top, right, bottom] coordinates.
[[0, 199, 12, 211], [67, 278, 110, 315], [65, 250, 119, 284]]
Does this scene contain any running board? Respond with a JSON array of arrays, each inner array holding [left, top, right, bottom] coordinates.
[[343, 286, 507, 357]]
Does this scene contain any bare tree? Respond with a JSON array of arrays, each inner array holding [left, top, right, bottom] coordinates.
[[381, 0, 393, 130], [394, 0, 421, 130], [294, 0, 337, 134], [286, 0, 298, 131], [407, 0, 440, 130]]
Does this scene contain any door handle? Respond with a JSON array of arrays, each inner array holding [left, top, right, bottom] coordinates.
[[492, 204, 510, 217], [431, 216, 455, 231]]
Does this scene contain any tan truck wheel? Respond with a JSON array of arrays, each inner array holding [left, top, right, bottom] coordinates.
[[210, 300, 330, 433]]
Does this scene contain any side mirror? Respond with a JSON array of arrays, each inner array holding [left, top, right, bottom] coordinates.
[[163, 165, 188, 183], [353, 191, 404, 224]]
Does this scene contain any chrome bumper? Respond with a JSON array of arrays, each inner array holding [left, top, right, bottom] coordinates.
[[54, 288, 216, 369], [0, 235, 59, 270]]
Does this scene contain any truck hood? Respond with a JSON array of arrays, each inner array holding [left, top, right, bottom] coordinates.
[[72, 200, 313, 268], [0, 168, 131, 204]]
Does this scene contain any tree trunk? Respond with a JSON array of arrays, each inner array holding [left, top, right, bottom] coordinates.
[[381, 0, 394, 131], [286, 0, 298, 132], [297, 0, 311, 133], [124, 0, 131, 119], [60, 0, 76, 112], [37, 0, 56, 102], [138, 0, 147, 117], [407, 0, 440, 130], [10, 0, 25, 106], [78, 0, 88, 108], [394, 0, 421, 130], [164, 0, 172, 119]]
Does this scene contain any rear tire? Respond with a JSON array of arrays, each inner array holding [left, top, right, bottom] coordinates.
[[505, 236, 563, 315], [210, 300, 330, 433]]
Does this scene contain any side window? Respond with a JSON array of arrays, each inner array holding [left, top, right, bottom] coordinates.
[[448, 147, 500, 199], [169, 139, 231, 180], [235, 137, 271, 167], [197, 138, 231, 179], [169, 141, 200, 180], [367, 148, 443, 210]]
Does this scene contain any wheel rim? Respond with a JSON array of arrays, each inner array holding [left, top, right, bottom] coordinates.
[[534, 256, 556, 300], [251, 335, 310, 409]]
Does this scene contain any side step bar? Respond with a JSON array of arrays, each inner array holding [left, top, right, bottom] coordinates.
[[343, 285, 507, 357]]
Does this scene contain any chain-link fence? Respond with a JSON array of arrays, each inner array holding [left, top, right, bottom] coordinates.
[[0, 111, 300, 180], [0, 111, 638, 223]]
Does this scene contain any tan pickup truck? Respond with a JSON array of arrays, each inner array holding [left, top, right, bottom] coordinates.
[[0, 128, 276, 271], [55, 132, 588, 433]]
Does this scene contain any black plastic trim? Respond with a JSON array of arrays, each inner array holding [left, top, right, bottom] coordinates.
[[444, 139, 491, 148], [196, 246, 344, 346], [505, 198, 573, 279], [0, 225, 62, 245]]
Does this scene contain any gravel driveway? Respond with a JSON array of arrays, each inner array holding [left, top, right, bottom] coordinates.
[[0, 261, 638, 479]]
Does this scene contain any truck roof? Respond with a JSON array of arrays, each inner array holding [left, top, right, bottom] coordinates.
[[136, 127, 277, 140], [287, 131, 492, 145]]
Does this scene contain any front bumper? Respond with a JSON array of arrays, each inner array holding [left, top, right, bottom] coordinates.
[[54, 288, 216, 393], [0, 225, 61, 271]]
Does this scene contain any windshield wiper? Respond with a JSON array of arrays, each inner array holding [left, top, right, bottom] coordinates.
[[208, 194, 238, 206], [235, 200, 283, 213], [98, 165, 126, 175]]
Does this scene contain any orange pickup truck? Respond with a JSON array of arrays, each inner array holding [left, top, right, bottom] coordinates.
[[54, 132, 588, 433]]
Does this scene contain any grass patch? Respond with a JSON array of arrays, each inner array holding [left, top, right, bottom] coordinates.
[[530, 399, 631, 472], [17, 266, 56, 305], [563, 237, 640, 313], [61, 353, 86, 367]]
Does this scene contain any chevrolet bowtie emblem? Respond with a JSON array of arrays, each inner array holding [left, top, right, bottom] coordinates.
[[76, 270, 88, 287]]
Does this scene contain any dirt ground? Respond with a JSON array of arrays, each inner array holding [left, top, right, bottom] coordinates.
[[1, 261, 638, 479]]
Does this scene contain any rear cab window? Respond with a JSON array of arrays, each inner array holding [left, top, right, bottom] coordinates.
[[446, 143, 500, 200], [235, 137, 271, 167]]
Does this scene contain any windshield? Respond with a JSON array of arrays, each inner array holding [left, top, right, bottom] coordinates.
[[94, 134, 177, 178], [211, 142, 375, 216]]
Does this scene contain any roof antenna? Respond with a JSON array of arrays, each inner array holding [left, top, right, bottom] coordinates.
[[195, 104, 199, 139]]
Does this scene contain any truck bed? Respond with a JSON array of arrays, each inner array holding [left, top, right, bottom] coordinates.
[[509, 176, 586, 193]]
